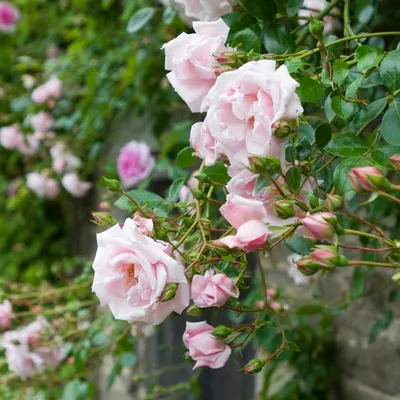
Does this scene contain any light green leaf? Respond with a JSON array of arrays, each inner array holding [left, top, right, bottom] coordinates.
[[355, 45, 384, 72], [127, 7, 155, 34], [333, 59, 349, 84], [382, 101, 400, 145], [331, 96, 354, 120], [167, 177, 186, 203]]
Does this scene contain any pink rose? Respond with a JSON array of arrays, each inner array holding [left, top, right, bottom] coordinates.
[[50, 142, 82, 173], [92, 218, 190, 325], [301, 212, 336, 240], [0, 125, 23, 149], [31, 111, 54, 132], [175, 0, 235, 21], [0, 300, 13, 329], [192, 270, 238, 308], [0, 2, 20, 32], [61, 173, 92, 198], [26, 172, 60, 199], [31, 76, 62, 105], [190, 121, 221, 166], [18, 134, 40, 155], [0, 316, 65, 379], [117, 141, 155, 188], [349, 167, 385, 192], [183, 321, 231, 369], [163, 19, 230, 112], [133, 213, 154, 236], [200, 60, 303, 167]]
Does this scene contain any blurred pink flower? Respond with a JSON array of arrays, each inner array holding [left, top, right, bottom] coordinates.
[[0, 2, 20, 32], [50, 142, 81, 173], [31, 76, 62, 105], [61, 173, 92, 198], [31, 111, 54, 132], [0, 300, 13, 329], [26, 172, 60, 199], [0, 125, 23, 149], [117, 141, 155, 188]]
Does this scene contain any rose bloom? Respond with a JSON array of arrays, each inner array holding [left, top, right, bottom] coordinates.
[[0, 300, 13, 329], [26, 172, 60, 199], [0, 124, 24, 149], [31, 111, 54, 133], [92, 218, 190, 325], [196, 60, 303, 168], [50, 142, 82, 173], [163, 18, 230, 112], [61, 173, 92, 198], [192, 270, 238, 308], [175, 0, 236, 21], [183, 321, 231, 369], [0, 316, 65, 379], [0, 2, 20, 32], [31, 76, 62, 105], [117, 141, 155, 188]]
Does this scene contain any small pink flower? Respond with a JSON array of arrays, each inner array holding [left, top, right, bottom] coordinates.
[[92, 218, 189, 325], [61, 173, 92, 198], [191, 270, 238, 308], [18, 134, 40, 155], [117, 141, 155, 188], [309, 247, 338, 267], [301, 212, 336, 240], [175, 0, 235, 21], [0, 125, 23, 149], [0, 2, 20, 32], [26, 172, 60, 199], [349, 167, 386, 192], [390, 155, 400, 170], [31, 112, 54, 132], [133, 213, 154, 236], [0, 300, 13, 329], [190, 121, 221, 166], [183, 321, 231, 370], [50, 142, 81, 173], [163, 18, 230, 112], [31, 76, 62, 105]]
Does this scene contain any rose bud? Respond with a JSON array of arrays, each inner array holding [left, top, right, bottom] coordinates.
[[103, 177, 122, 193], [301, 212, 336, 240], [324, 194, 343, 211], [242, 358, 267, 374], [158, 283, 179, 303], [186, 304, 204, 318], [311, 245, 350, 267], [296, 257, 322, 276], [91, 212, 116, 227], [349, 167, 389, 192], [309, 18, 324, 40], [390, 155, 400, 170], [273, 200, 296, 219], [211, 325, 233, 340]]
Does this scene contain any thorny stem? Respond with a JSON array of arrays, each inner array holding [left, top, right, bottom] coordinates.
[[343, 229, 394, 247], [379, 191, 400, 206], [350, 260, 397, 269]]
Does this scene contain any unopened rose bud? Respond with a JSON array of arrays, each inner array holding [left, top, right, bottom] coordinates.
[[191, 188, 205, 200], [186, 304, 204, 317], [296, 257, 321, 276], [242, 358, 267, 374], [103, 177, 122, 193], [310, 245, 341, 268], [324, 194, 343, 211], [211, 325, 232, 340], [214, 52, 236, 64], [248, 155, 282, 175], [273, 121, 297, 138], [309, 18, 324, 40], [158, 283, 178, 303], [390, 155, 400, 170], [301, 212, 336, 240], [92, 212, 116, 227], [273, 200, 296, 219], [349, 167, 390, 192]]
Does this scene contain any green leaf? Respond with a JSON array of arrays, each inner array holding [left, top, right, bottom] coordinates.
[[63, 381, 81, 400], [286, 167, 301, 193], [346, 75, 364, 98], [92, 332, 108, 346], [286, 340, 301, 352], [119, 353, 137, 367], [285, 237, 311, 255], [231, 28, 261, 53], [325, 133, 369, 157], [286, 0, 304, 16], [262, 24, 295, 54], [369, 310, 393, 343], [333, 157, 372, 194], [162, 7, 177, 25], [331, 96, 354, 120], [222, 12, 257, 36], [380, 50, 400, 92], [203, 161, 230, 184], [238, 0, 277, 22], [255, 175, 271, 193], [296, 77, 325, 104], [296, 305, 324, 315], [355, 45, 384, 72], [167, 177, 186, 203], [285, 58, 304, 73], [382, 101, 400, 145], [356, 98, 388, 125], [351, 267, 365, 300], [333, 59, 349, 85], [285, 144, 297, 163], [371, 143, 400, 169], [127, 7, 155, 34], [176, 146, 197, 168], [315, 122, 332, 150]]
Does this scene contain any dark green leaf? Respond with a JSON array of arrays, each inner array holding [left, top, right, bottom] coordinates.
[[203, 161, 230, 184], [382, 101, 400, 146], [127, 7, 155, 34], [296, 77, 325, 104], [285, 144, 297, 163], [255, 175, 271, 193], [176, 146, 197, 168], [315, 122, 332, 150], [331, 96, 354, 120], [333, 59, 349, 84], [285, 236, 311, 255], [262, 24, 295, 54], [296, 305, 324, 315], [346, 75, 364, 98], [167, 177, 186, 203], [371, 143, 400, 169], [286, 0, 304, 16], [231, 28, 261, 53], [286, 340, 301, 352], [333, 157, 372, 194], [286, 167, 301, 193], [369, 310, 393, 343], [380, 50, 400, 92], [351, 267, 365, 300], [222, 12, 257, 36], [356, 98, 388, 125], [324, 95, 335, 122], [355, 45, 384, 72], [238, 0, 277, 22], [325, 133, 369, 157]]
